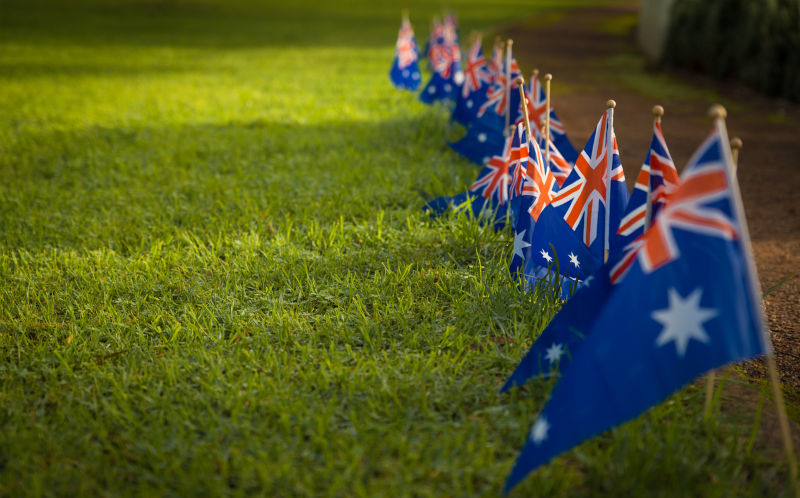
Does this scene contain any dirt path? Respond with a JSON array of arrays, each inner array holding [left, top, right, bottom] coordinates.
[[500, 3, 800, 397]]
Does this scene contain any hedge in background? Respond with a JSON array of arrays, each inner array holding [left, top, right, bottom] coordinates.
[[664, 0, 800, 101]]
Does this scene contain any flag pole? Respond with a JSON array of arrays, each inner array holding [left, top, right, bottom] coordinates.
[[516, 76, 532, 141], [703, 135, 743, 421], [544, 73, 552, 168], [604, 99, 616, 263], [730, 137, 742, 176], [709, 105, 798, 496], [401, 8, 409, 24], [504, 39, 513, 138]]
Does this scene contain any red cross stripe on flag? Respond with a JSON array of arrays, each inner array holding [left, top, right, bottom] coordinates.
[[522, 138, 557, 221], [430, 43, 457, 78], [462, 37, 490, 98], [550, 111, 623, 247], [396, 38, 418, 69], [610, 163, 738, 283], [470, 134, 513, 204], [508, 125, 529, 200], [649, 124, 680, 208], [616, 163, 650, 237], [542, 136, 572, 187]]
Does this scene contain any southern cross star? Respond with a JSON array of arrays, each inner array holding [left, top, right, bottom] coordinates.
[[540, 249, 553, 263], [652, 287, 717, 357], [513, 229, 530, 259], [530, 416, 549, 445], [568, 251, 580, 268], [544, 343, 564, 364]]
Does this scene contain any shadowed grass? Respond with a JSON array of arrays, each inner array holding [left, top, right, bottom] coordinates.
[[0, 0, 794, 496]]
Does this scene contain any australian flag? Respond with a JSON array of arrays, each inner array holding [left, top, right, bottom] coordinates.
[[424, 131, 514, 231], [420, 17, 462, 104], [452, 35, 491, 127], [549, 108, 629, 263], [504, 120, 769, 493], [389, 19, 422, 91], [611, 118, 679, 257]]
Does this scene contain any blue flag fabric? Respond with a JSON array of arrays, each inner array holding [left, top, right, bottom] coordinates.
[[425, 133, 514, 231], [448, 122, 507, 166], [504, 121, 768, 493], [419, 71, 459, 104], [524, 205, 602, 281], [389, 20, 422, 91], [502, 267, 612, 392], [549, 108, 629, 263]]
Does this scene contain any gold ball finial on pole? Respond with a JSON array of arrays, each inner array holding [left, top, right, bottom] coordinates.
[[543, 73, 552, 82], [531, 68, 539, 79], [708, 104, 727, 120], [730, 137, 743, 170], [606, 99, 617, 109], [652, 105, 664, 123]]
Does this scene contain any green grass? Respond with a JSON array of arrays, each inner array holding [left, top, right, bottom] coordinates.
[[0, 0, 792, 495]]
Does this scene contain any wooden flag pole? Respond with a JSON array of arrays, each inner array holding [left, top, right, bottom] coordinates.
[[604, 99, 616, 264], [709, 105, 798, 496], [703, 135, 742, 421], [645, 105, 664, 231], [730, 137, 742, 176], [504, 39, 513, 137], [543, 73, 553, 168], [516, 76, 532, 141], [401, 8, 409, 24]]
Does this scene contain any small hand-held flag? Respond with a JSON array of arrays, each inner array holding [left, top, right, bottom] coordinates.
[[549, 101, 628, 263], [612, 105, 679, 257], [389, 12, 422, 91], [419, 14, 462, 104], [452, 33, 491, 126]]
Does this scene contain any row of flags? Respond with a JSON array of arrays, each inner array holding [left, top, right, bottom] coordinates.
[[390, 14, 772, 494]]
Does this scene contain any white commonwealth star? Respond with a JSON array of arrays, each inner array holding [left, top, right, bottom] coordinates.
[[427, 86, 435, 94], [454, 71, 465, 85], [652, 287, 717, 357], [530, 416, 549, 445], [412, 72, 420, 80], [544, 343, 564, 364], [568, 252, 580, 268], [444, 83, 452, 92], [540, 249, 552, 263], [513, 229, 530, 259], [466, 99, 473, 108], [402, 69, 409, 78], [477, 132, 487, 143]]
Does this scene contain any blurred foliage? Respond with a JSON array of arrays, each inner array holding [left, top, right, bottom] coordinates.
[[664, 0, 800, 100]]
